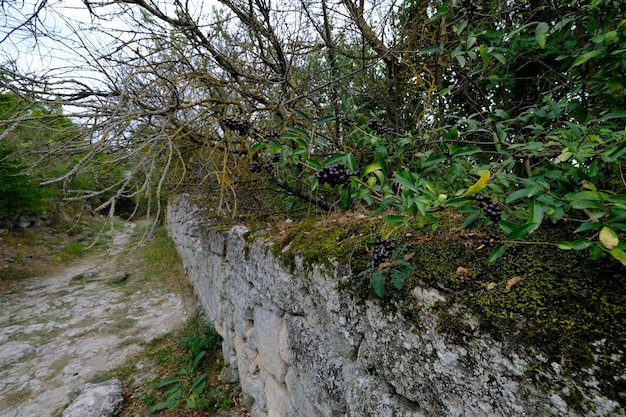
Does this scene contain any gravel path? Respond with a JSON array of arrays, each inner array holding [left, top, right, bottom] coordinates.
[[0, 222, 198, 417]]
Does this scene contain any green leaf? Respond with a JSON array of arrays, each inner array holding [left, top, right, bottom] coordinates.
[[488, 245, 507, 262], [462, 212, 480, 228], [589, 245, 603, 260], [290, 108, 312, 124], [306, 158, 322, 169], [527, 184, 544, 198], [530, 200, 544, 229], [340, 184, 352, 211], [324, 154, 349, 166], [346, 153, 357, 172], [603, 143, 626, 162], [492, 52, 506, 65], [444, 196, 473, 207], [286, 126, 311, 141], [557, 241, 573, 250], [505, 188, 528, 204], [507, 223, 540, 240], [574, 222, 602, 233], [157, 376, 182, 388], [571, 49, 603, 67], [391, 269, 407, 290], [371, 271, 386, 298], [600, 110, 626, 121], [566, 191, 609, 203], [383, 214, 409, 227], [609, 222, 626, 232], [455, 54, 466, 68], [451, 146, 481, 157], [498, 220, 517, 235], [315, 114, 336, 126], [422, 154, 448, 167], [609, 195, 626, 205], [535, 22, 549, 48], [392, 176, 419, 193], [356, 188, 373, 205], [571, 239, 592, 250], [609, 247, 626, 266], [314, 136, 329, 146], [250, 142, 266, 153], [363, 162, 382, 175], [283, 133, 308, 149]]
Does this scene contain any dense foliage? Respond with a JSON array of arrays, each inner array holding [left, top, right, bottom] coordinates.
[[247, 0, 626, 267], [1, 0, 625, 256]]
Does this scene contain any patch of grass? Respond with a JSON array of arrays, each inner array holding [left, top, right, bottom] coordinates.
[[43, 357, 71, 381], [92, 314, 240, 416], [0, 385, 33, 408], [55, 241, 88, 262], [115, 318, 137, 330]]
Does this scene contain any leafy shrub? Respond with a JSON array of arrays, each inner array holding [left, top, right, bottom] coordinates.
[[0, 146, 50, 217]]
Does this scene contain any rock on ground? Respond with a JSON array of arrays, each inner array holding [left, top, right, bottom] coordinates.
[[62, 379, 124, 417]]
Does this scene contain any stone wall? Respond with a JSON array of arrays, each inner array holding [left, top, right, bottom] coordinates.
[[166, 195, 623, 417]]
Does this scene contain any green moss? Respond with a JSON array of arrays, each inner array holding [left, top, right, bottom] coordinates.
[[243, 229, 270, 260], [273, 214, 378, 275], [408, 228, 624, 408], [270, 211, 626, 409]]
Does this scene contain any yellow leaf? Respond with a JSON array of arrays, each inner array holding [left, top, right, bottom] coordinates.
[[599, 226, 619, 250], [464, 171, 491, 196]]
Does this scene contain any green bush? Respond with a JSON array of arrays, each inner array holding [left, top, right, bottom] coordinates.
[[0, 146, 50, 217]]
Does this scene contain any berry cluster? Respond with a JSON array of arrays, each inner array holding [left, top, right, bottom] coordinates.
[[472, 194, 502, 223], [339, 115, 355, 125], [368, 119, 394, 136], [315, 162, 357, 187], [248, 161, 264, 173], [373, 237, 393, 267], [248, 153, 281, 173], [480, 233, 504, 248], [223, 117, 252, 135]]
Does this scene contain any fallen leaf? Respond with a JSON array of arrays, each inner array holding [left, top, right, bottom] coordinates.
[[506, 276, 523, 290], [456, 266, 471, 275], [404, 252, 416, 261]]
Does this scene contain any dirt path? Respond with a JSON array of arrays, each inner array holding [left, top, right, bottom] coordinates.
[[0, 222, 198, 417]]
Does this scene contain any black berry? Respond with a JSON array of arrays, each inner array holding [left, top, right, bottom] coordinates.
[[315, 162, 357, 187], [472, 194, 502, 222], [248, 161, 264, 173], [223, 116, 252, 135], [373, 237, 394, 267]]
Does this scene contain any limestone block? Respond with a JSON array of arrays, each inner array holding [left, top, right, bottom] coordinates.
[[264, 372, 297, 417], [254, 307, 287, 381], [284, 367, 322, 417]]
